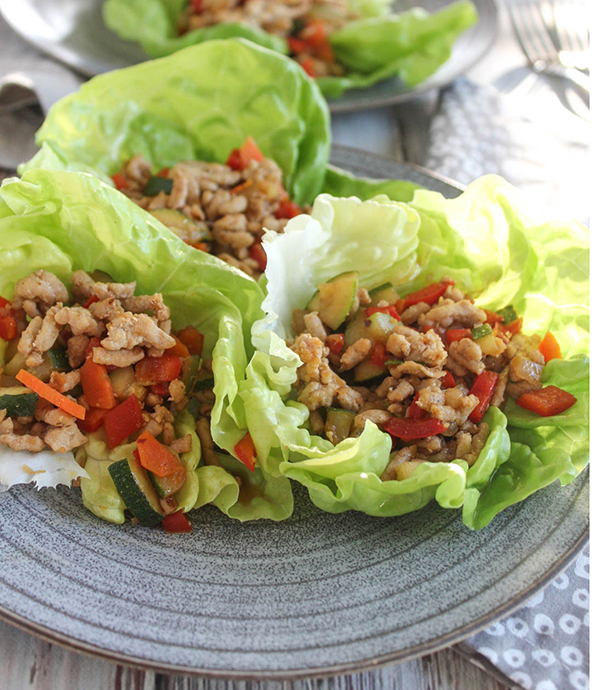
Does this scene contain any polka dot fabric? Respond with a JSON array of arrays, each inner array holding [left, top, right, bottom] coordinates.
[[467, 547, 589, 690]]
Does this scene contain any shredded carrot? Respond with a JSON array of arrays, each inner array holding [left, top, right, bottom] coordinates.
[[16, 369, 86, 420], [230, 179, 253, 195]]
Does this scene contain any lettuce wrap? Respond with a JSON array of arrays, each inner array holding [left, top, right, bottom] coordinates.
[[102, 0, 478, 98], [242, 177, 589, 528], [0, 168, 293, 522]]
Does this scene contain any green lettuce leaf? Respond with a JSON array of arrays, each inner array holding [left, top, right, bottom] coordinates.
[[23, 39, 330, 208], [102, 0, 475, 98], [0, 168, 292, 522], [322, 165, 420, 203], [320, 1, 478, 98], [242, 179, 588, 528]]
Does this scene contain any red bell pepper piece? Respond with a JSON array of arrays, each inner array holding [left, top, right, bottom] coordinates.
[[468, 370, 499, 423], [156, 167, 170, 178], [135, 354, 182, 385], [166, 336, 190, 359], [408, 392, 425, 420], [103, 395, 145, 449], [83, 294, 99, 309], [77, 407, 109, 433], [502, 317, 523, 335], [484, 309, 504, 326], [80, 358, 116, 410], [287, 36, 308, 54], [370, 341, 387, 367], [150, 384, 168, 397], [111, 173, 128, 191], [446, 328, 472, 345], [0, 314, 17, 341], [299, 57, 318, 77], [162, 510, 192, 533], [226, 136, 263, 170], [275, 199, 303, 220], [538, 332, 562, 363], [441, 371, 456, 389], [177, 326, 204, 357], [190, 0, 203, 13], [365, 305, 400, 321], [137, 430, 182, 477], [394, 298, 406, 315], [84, 337, 102, 360], [516, 386, 577, 417], [384, 417, 447, 441], [402, 280, 455, 308], [249, 240, 267, 272], [234, 432, 256, 472], [326, 333, 344, 355]]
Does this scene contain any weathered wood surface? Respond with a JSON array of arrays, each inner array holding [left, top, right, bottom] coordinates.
[[0, 620, 510, 690]]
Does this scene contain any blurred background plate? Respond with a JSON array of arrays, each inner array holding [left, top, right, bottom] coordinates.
[[0, 0, 498, 113], [0, 147, 588, 680]]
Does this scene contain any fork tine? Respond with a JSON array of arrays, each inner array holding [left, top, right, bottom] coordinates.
[[551, 0, 589, 67], [505, 1, 540, 66], [537, 0, 564, 55], [506, 0, 558, 66]]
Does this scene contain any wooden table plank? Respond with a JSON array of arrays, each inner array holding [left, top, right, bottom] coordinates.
[[0, 619, 509, 690]]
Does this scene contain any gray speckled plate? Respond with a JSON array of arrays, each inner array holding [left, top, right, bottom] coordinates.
[[0, 0, 498, 113], [0, 149, 589, 679]]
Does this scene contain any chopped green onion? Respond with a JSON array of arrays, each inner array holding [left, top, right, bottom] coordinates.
[[497, 305, 518, 324], [471, 323, 493, 340], [384, 359, 404, 366], [143, 176, 174, 196]]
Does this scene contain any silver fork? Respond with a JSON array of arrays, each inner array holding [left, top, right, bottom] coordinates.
[[505, 0, 590, 105]]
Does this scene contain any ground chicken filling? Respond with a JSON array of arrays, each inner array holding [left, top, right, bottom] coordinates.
[[289, 275, 577, 482], [0, 269, 222, 527], [112, 137, 306, 279], [177, 0, 355, 77]]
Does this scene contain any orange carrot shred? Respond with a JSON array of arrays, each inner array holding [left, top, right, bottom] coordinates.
[[16, 369, 86, 420]]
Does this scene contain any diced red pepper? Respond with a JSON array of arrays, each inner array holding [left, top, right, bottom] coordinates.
[[137, 430, 182, 477], [484, 309, 504, 326], [441, 371, 456, 389], [77, 407, 109, 433], [166, 336, 190, 359], [402, 280, 455, 308], [111, 173, 128, 191], [274, 199, 303, 220], [468, 370, 499, 423], [365, 305, 400, 321], [384, 417, 447, 441], [0, 314, 17, 341], [502, 317, 523, 335], [192, 242, 210, 252], [135, 354, 182, 385], [150, 384, 168, 397], [80, 358, 116, 410], [516, 386, 577, 417], [83, 295, 99, 309], [84, 336, 102, 360], [226, 148, 243, 171], [408, 392, 425, 420], [190, 0, 203, 13], [103, 395, 145, 449], [326, 333, 344, 355], [226, 136, 263, 170], [162, 510, 192, 533], [0, 297, 10, 309], [538, 331, 562, 363], [446, 328, 472, 345], [394, 298, 406, 315], [287, 36, 308, 54], [156, 167, 170, 178], [299, 57, 317, 77], [249, 240, 267, 273], [234, 431, 256, 472], [177, 326, 204, 357], [370, 341, 387, 367]]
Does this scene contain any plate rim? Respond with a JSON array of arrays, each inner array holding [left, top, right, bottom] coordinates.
[[0, 148, 589, 679]]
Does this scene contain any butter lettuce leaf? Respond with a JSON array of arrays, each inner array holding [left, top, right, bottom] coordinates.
[[0, 168, 292, 522], [23, 39, 329, 208]]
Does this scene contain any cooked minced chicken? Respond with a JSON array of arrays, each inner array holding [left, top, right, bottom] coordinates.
[[177, 0, 357, 77], [289, 276, 571, 481], [112, 139, 305, 279]]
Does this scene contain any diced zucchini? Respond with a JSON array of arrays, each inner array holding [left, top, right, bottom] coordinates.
[[497, 305, 518, 324], [150, 468, 187, 499], [471, 323, 492, 340], [48, 348, 70, 372], [149, 209, 211, 243], [385, 359, 404, 366], [194, 372, 214, 392], [370, 283, 400, 305], [3, 352, 26, 377], [365, 311, 397, 343], [344, 308, 369, 347], [4, 351, 55, 383], [354, 360, 387, 382], [0, 387, 38, 417], [181, 355, 201, 395], [109, 366, 136, 400], [306, 271, 359, 330], [477, 332, 503, 356], [325, 408, 355, 445], [143, 176, 173, 196], [108, 455, 164, 527], [395, 460, 425, 481]]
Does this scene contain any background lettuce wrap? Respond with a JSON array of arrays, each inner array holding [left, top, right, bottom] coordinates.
[[242, 177, 589, 528], [0, 168, 293, 522], [102, 0, 478, 98]]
